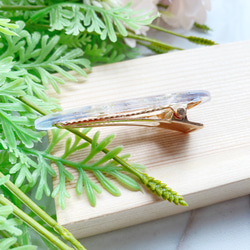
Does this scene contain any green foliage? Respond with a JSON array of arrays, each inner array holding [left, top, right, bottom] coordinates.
[[31, 128, 143, 208], [0, 205, 22, 236], [194, 22, 212, 31], [0, 109, 41, 149], [187, 36, 217, 46], [137, 41, 177, 54], [0, 18, 18, 36], [60, 33, 139, 65], [147, 24, 216, 49], [1, 125, 143, 208], [0, 50, 57, 190], [0, 21, 91, 95], [0, 73, 47, 188], [0, 0, 45, 19], [0, 1, 196, 248], [140, 174, 188, 206], [59, 32, 92, 48], [31, 154, 57, 200], [0, 177, 36, 249], [84, 37, 139, 64], [51, 161, 73, 210], [28, 3, 157, 42]]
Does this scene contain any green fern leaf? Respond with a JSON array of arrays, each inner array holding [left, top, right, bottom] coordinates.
[[109, 170, 141, 191], [65, 5, 85, 35], [0, 111, 41, 148], [0, 21, 91, 95], [51, 161, 74, 209], [29, 3, 157, 42], [0, 18, 18, 36], [93, 170, 121, 196]]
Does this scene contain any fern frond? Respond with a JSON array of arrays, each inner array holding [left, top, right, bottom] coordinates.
[[0, 21, 91, 95], [59, 32, 92, 48], [81, 35, 139, 64], [0, 79, 44, 151], [29, 3, 157, 42], [22, 129, 143, 207], [0, 204, 23, 249], [31, 154, 56, 200], [0, 110, 41, 149], [0, 18, 18, 36], [0, 0, 45, 20], [51, 161, 73, 210], [76, 168, 102, 207]]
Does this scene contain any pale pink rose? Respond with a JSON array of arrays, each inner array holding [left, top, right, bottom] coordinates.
[[121, 0, 159, 18], [160, 0, 211, 30], [121, 0, 159, 47]]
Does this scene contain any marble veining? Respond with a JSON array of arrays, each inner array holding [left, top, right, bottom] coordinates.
[[81, 197, 250, 250]]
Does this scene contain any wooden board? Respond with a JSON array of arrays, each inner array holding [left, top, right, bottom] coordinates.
[[49, 40, 250, 239]]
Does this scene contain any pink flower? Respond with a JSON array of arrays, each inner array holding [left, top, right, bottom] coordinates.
[[121, 0, 159, 47], [160, 0, 211, 30], [121, 0, 159, 16]]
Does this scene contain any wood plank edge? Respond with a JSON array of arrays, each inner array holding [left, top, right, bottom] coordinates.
[[62, 178, 250, 239]]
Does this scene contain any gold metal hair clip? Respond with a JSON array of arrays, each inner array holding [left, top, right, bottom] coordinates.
[[35, 90, 210, 133]]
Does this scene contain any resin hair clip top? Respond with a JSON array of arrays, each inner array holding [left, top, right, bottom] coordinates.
[[35, 90, 211, 133]]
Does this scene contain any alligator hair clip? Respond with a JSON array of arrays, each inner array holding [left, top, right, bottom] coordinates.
[[35, 90, 210, 133]]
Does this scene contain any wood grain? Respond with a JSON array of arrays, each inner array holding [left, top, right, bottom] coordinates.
[[49, 40, 250, 238]]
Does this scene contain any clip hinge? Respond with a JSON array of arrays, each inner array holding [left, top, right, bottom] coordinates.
[[157, 103, 203, 133]]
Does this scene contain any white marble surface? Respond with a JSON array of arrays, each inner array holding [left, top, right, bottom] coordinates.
[[79, 1, 250, 249]]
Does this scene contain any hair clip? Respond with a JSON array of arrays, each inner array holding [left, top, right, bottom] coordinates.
[[35, 90, 210, 133]]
